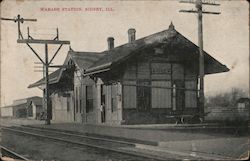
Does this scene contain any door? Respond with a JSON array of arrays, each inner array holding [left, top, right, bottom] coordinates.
[[137, 80, 151, 111], [101, 85, 106, 123], [74, 86, 82, 123], [173, 80, 185, 111]]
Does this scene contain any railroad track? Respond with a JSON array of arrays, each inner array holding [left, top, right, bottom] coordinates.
[[0, 145, 28, 160], [1, 126, 170, 160]]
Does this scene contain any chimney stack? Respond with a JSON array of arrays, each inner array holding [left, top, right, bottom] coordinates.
[[169, 21, 175, 30], [107, 37, 114, 50], [128, 28, 136, 43]]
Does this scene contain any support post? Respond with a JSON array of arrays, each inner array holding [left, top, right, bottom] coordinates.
[[96, 78, 102, 123], [179, 0, 220, 117], [17, 15, 21, 39], [45, 43, 51, 125], [197, 0, 204, 115]]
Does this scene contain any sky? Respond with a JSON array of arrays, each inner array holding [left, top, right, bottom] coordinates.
[[0, 0, 249, 106]]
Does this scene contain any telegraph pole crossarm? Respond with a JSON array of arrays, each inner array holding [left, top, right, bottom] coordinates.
[[1, 14, 37, 39], [49, 65, 72, 68], [179, 10, 220, 14]]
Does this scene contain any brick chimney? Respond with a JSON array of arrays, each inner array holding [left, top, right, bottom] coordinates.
[[128, 28, 136, 43], [107, 37, 114, 50]]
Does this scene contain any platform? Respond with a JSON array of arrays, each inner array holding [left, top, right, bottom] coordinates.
[[1, 118, 248, 159], [29, 122, 248, 159]]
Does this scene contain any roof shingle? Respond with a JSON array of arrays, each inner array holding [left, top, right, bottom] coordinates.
[[85, 25, 229, 75], [28, 51, 105, 88]]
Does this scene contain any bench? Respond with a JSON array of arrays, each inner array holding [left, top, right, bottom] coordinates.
[[165, 114, 204, 124]]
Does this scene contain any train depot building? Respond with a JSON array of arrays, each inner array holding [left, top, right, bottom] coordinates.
[[29, 23, 229, 125]]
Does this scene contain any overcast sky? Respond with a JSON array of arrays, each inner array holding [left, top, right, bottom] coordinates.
[[1, 0, 249, 106]]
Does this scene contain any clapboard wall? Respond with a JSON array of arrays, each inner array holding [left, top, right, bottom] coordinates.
[[120, 51, 198, 124]]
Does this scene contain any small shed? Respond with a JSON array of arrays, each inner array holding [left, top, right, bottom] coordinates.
[[237, 98, 250, 109], [0, 105, 13, 117], [236, 98, 249, 119], [26, 97, 43, 119]]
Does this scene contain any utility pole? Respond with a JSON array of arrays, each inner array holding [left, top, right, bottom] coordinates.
[[34, 62, 47, 114], [1, 14, 37, 39], [179, 0, 220, 116], [1, 14, 70, 125]]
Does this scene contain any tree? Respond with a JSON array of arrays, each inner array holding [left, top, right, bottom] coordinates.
[[206, 88, 248, 107]]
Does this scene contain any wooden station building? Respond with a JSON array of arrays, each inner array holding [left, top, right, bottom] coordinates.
[[29, 23, 229, 124]]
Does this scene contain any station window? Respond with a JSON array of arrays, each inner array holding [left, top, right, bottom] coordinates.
[[27, 102, 33, 117], [137, 80, 150, 111], [86, 86, 93, 113], [79, 85, 83, 113], [75, 87, 79, 113], [67, 97, 70, 111], [111, 84, 117, 112]]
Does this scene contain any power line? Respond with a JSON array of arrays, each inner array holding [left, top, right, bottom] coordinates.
[[179, 0, 220, 6]]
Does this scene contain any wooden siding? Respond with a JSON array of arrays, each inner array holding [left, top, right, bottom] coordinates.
[[87, 79, 98, 124], [83, 84, 98, 123], [185, 80, 197, 108], [1, 107, 13, 117], [74, 70, 82, 122], [123, 63, 136, 79], [106, 85, 112, 115], [137, 62, 150, 79], [74, 75, 97, 124], [172, 63, 184, 80], [111, 84, 118, 111], [123, 81, 137, 109], [151, 62, 171, 80], [151, 81, 171, 108], [185, 66, 197, 80], [122, 57, 198, 111], [137, 80, 151, 111], [51, 91, 74, 123], [103, 84, 122, 124]]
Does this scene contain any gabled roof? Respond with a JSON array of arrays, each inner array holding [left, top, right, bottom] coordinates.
[[13, 96, 42, 103], [69, 51, 105, 73], [28, 69, 62, 88], [28, 50, 105, 88], [26, 96, 43, 106], [28, 99, 43, 106], [1, 105, 13, 108], [85, 23, 229, 75]]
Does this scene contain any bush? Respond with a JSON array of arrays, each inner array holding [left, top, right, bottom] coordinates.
[[206, 88, 248, 107]]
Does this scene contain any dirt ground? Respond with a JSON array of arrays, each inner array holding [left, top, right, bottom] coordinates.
[[0, 118, 249, 160], [1, 131, 147, 160]]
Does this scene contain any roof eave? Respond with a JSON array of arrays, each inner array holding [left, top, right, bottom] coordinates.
[[205, 66, 230, 75], [84, 68, 110, 76], [85, 62, 112, 74], [28, 78, 59, 88]]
